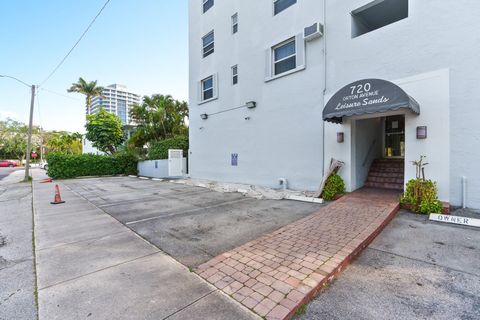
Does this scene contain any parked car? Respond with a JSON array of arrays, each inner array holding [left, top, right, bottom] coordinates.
[[40, 161, 48, 170], [0, 160, 18, 168]]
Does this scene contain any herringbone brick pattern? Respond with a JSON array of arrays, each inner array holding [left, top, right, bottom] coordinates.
[[196, 188, 400, 320]]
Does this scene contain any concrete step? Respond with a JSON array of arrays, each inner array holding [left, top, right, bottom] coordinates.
[[364, 181, 404, 190], [366, 176, 404, 184]]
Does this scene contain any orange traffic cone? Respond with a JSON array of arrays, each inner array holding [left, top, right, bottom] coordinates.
[[40, 178, 53, 184], [51, 184, 65, 205]]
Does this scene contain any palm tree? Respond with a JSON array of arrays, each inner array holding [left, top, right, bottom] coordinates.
[[67, 77, 104, 115]]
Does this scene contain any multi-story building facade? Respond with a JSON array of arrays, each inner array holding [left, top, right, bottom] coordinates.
[[90, 84, 141, 125], [188, 0, 480, 209]]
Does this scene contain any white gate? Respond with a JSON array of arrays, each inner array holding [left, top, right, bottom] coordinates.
[[168, 149, 183, 177]]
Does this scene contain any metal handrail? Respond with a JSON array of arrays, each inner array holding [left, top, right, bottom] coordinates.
[[362, 139, 377, 167]]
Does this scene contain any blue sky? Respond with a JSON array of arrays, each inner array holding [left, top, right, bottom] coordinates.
[[0, 0, 188, 133]]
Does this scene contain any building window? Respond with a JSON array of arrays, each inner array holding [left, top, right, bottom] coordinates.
[[232, 13, 238, 34], [203, 0, 213, 13], [201, 76, 214, 101], [274, 0, 297, 15], [232, 65, 238, 85], [351, 0, 408, 38], [273, 38, 296, 76], [202, 31, 214, 58]]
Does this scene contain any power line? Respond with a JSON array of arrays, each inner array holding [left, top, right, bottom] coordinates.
[[40, 87, 84, 102], [39, 0, 112, 87]]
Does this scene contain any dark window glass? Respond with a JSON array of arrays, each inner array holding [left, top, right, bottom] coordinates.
[[232, 14, 238, 34], [274, 56, 296, 75], [232, 65, 238, 85], [202, 77, 214, 100], [273, 39, 296, 75], [274, 0, 297, 15], [203, 0, 214, 13], [202, 31, 214, 57]]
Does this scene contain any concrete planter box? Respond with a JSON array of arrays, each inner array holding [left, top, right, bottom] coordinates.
[[137, 159, 187, 179]]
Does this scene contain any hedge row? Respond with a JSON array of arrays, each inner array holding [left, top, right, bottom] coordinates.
[[147, 136, 189, 160], [46, 152, 138, 179]]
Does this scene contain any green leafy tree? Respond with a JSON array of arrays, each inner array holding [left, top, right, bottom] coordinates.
[[129, 94, 188, 147], [67, 77, 104, 115], [44, 131, 82, 155], [85, 108, 124, 154], [0, 119, 40, 162]]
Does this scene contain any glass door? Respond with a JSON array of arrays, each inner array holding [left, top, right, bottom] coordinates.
[[384, 115, 405, 158]]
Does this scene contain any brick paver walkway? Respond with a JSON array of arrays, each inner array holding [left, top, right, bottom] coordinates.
[[196, 188, 400, 320]]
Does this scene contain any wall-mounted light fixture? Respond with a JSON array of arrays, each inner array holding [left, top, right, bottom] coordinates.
[[416, 126, 427, 139], [246, 101, 257, 109], [200, 113, 208, 120], [337, 132, 344, 143]]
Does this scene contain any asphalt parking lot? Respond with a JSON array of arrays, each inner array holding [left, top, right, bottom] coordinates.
[[63, 176, 324, 267], [300, 210, 480, 320]]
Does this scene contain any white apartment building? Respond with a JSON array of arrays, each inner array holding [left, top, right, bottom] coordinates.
[[188, 0, 480, 209], [90, 84, 141, 125]]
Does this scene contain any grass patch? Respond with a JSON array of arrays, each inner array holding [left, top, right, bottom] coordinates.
[[293, 303, 307, 318]]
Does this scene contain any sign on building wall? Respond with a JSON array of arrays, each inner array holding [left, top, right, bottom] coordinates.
[[231, 153, 238, 166], [323, 79, 420, 123]]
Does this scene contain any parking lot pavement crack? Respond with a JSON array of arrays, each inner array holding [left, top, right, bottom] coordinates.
[[366, 247, 480, 278], [125, 197, 252, 225], [160, 290, 217, 320]]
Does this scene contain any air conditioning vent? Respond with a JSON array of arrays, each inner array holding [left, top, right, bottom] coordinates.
[[304, 23, 324, 41]]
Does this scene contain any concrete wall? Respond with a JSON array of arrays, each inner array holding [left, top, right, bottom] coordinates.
[[189, 0, 326, 191], [138, 159, 187, 179], [189, 0, 480, 208], [325, 0, 479, 207]]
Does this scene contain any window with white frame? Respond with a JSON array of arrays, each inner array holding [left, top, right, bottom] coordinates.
[[232, 65, 238, 85], [273, 38, 296, 76], [232, 13, 238, 34], [203, 0, 214, 13], [202, 31, 214, 58], [201, 76, 214, 101], [274, 0, 297, 15]]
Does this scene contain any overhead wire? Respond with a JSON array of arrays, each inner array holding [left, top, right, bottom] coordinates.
[[39, 0, 112, 87]]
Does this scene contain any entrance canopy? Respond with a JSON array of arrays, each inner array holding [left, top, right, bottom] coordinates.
[[323, 79, 420, 124]]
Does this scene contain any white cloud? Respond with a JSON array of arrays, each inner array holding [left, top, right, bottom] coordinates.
[[0, 110, 19, 120]]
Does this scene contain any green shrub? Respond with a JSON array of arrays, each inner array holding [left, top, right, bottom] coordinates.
[[148, 136, 189, 160], [321, 174, 346, 201], [46, 152, 138, 179], [400, 179, 442, 214], [113, 150, 139, 176]]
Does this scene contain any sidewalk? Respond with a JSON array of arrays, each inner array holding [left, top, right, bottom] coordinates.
[[0, 170, 37, 320], [196, 188, 400, 319], [31, 170, 258, 320]]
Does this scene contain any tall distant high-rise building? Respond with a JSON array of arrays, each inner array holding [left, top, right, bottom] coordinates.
[[90, 84, 141, 124]]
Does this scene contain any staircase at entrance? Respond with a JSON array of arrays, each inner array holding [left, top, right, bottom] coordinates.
[[365, 158, 404, 190]]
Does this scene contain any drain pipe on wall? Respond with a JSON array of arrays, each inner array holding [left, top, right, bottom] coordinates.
[[321, 0, 327, 177], [462, 176, 467, 209]]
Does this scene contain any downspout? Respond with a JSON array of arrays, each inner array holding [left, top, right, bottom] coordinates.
[[462, 176, 467, 209], [322, 0, 327, 176]]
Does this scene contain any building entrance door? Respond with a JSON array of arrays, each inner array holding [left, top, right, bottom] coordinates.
[[384, 115, 405, 158]]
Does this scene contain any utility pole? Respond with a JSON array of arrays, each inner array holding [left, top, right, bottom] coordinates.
[[24, 85, 35, 182]]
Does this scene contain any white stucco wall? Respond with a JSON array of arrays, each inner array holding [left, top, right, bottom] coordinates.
[[138, 159, 187, 179], [189, 0, 480, 208], [189, 0, 326, 191], [325, 0, 480, 207]]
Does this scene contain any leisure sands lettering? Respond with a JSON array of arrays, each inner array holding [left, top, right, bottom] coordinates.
[[323, 79, 420, 124]]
